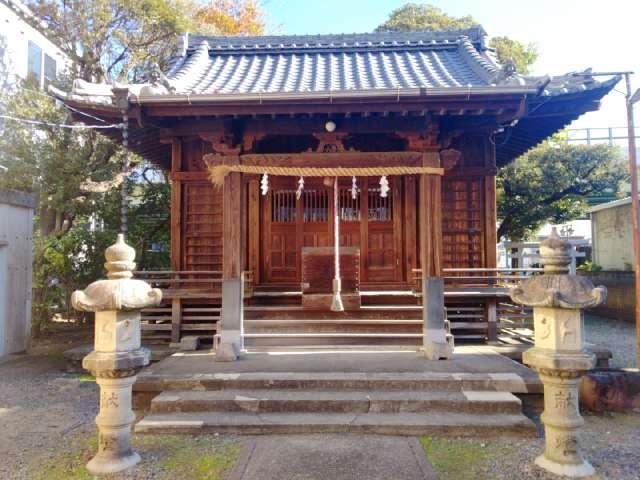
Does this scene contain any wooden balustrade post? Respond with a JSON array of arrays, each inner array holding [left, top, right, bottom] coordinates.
[[170, 297, 182, 344]]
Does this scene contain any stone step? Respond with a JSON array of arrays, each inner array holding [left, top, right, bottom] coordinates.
[[134, 372, 533, 397], [135, 411, 536, 437], [150, 389, 523, 414]]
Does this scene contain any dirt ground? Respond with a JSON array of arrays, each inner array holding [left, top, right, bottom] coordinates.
[[0, 318, 638, 480]]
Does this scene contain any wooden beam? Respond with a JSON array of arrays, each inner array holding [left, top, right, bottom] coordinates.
[[213, 151, 429, 169], [142, 97, 523, 118]]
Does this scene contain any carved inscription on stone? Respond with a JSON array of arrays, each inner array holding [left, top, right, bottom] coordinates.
[[101, 391, 119, 409], [554, 390, 576, 410]]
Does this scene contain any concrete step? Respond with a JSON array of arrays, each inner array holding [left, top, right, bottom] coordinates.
[[150, 389, 523, 414], [135, 411, 536, 437]]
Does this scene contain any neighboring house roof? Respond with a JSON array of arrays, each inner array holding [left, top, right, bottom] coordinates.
[[589, 197, 632, 213], [51, 26, 619, 168]]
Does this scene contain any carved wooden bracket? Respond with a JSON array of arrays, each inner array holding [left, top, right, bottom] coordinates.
[[199, 133, 241, 155], [311, 132, 348, 153], [242, 132, 267, 153], [439, 149, 462, 171], [397, 123, 439, 151]]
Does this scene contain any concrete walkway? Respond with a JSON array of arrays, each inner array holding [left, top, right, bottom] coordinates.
[[231, 434, 436, 480]]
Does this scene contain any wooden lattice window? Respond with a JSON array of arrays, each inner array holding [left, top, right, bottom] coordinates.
[[271, 189, 297, 223], [339, 188, 360, 222], [442, 178, 484, 268], [182, 183, 223, 271], [303, 189, 328, 223], [368, 188, 393, 222]]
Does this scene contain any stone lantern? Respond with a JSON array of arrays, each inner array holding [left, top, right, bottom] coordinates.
[[510, 228, 606, 477], [72, 234, 162, 475]]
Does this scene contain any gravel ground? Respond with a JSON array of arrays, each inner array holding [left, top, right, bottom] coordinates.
[[0, 316, 638, 479], [585, 314, 637, 368], [483, 412, 640, 480], [0, 353, 98, 480]]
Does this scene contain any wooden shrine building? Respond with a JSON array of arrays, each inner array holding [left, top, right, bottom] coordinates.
[[55, 27, 617, 354]]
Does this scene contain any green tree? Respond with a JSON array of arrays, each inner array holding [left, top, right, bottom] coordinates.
[[377, 4, 623, 240], [27, 0, 264, 82], [376, 3, 538, 74], [497, 137, 627, 240], [1, 0, 265, 331]]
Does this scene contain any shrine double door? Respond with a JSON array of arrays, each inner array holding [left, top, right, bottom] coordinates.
[[260, 176, 406, 287]]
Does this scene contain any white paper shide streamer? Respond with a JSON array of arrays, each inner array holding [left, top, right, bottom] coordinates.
[[379, 175, 390, 198], [296, 176, 305, 200], [351, 176, 358, 200], [260, 173, 269, 196]]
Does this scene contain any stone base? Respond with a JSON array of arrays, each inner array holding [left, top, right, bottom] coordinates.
[[170, 335, 200, 351], [424, 333, 454, 360], [215, 342, 240, 362], [535, 454, 595, 478], [86, 450, 141, 475]]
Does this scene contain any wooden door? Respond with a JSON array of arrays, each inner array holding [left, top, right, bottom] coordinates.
[[363, 177, 402, 283], [262, 179, 298, 283], [261, 176, 402, 286], [338, 180, 361, 248], [262, 178, 331, 283]]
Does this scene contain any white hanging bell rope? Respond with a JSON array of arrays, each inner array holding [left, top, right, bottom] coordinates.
[[351, 176, 358, 200], [379, 175, 390, 198], [260, 172, 269, 196], [296, 176, 305, 200]]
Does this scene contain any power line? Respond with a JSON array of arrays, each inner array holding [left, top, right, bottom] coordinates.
[[15, 86, 109, 124], [0, 114, 123, 129]]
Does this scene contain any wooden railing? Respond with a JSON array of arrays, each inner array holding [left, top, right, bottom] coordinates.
[[134, 270, 254, 344], [412, 267, 543, 291], [412, 267, 540, 342]]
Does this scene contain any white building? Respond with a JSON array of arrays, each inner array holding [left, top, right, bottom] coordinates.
[[590, 197, 635, 270], [0, 0, 69, 89]]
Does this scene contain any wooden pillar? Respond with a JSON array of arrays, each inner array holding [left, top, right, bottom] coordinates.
[[247, 177, 260, 283], [169, 139, 182, 343], [223, 170, 244, 279], [170, 139, 182, 272], [419, 153, 443, 277], [404, 176, 417, 285], [420, 152, 452, 359], [218, 165, 244, 361]]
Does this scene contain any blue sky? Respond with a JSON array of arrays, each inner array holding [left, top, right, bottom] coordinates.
[[261, 0, 640, 130]]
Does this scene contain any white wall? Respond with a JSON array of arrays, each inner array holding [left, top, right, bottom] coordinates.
[[0, 0, 69, 88], [0, 189, 34, 356]]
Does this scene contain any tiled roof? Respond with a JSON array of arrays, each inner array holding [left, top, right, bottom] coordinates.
[[55, 27, 619, 106], [165, 29, 511, 95]]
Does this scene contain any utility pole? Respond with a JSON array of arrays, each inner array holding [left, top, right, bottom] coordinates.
[[623, 72, 640, 368], [572, 71, 640, 367]]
